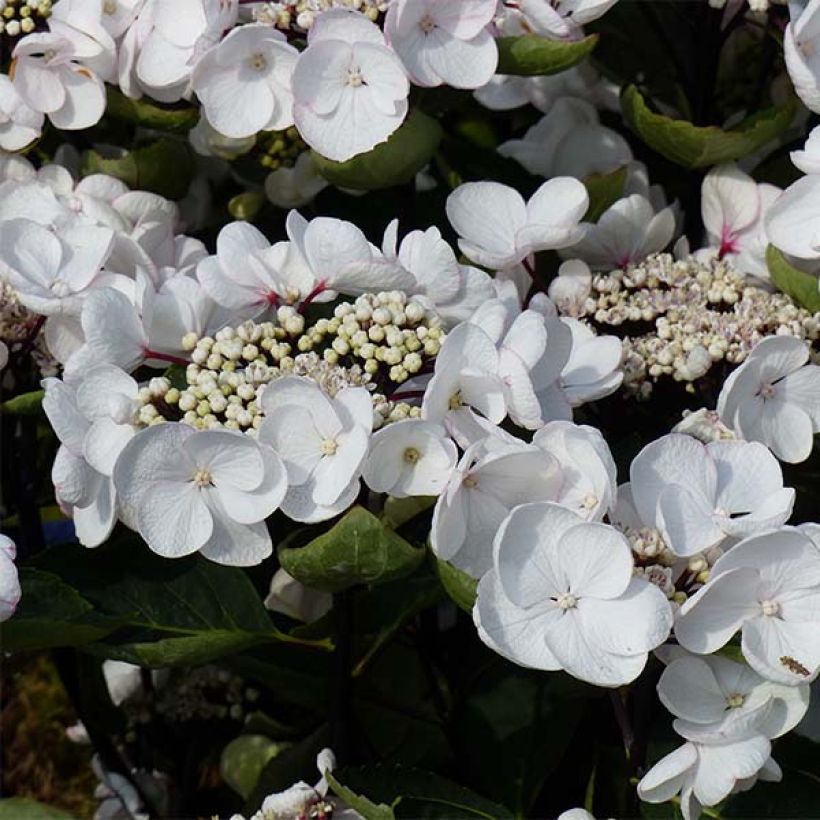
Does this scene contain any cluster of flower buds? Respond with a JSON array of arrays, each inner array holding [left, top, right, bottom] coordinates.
[[563, 254, 820, 397], [256, 127, 307, 172], [138, 295, 438, 433], [0, 0, 50, 37], [300, 291, 444, 386], [253, 0, 389, 32]]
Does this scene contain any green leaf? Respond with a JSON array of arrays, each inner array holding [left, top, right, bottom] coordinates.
[[455, 667, 588, 814], [0, 799, 74, 819], [1, 389, 43, 416], [35, 538, 324, 666], [326, 770, 396, 820], [381, 496, 435, 530], [584, 166, 628, 223], [82, 138, 193, 200], [432, 556, 476, 614], [495, 34, 598, 76], [329, 766, 514, 819], [221, 735, 288, 800], [105, 86, 199, 133], [312, 110, 443, 191], [766, 244, 820, 312], [621, 85, 797, 168], [279, 506, 424, 593], [0, 569, 120, 652]]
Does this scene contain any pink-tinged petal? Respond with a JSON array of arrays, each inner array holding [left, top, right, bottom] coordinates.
[[674, 566, 761, 654], [701, 163, 760, 246], [474, 570, 562, 671]]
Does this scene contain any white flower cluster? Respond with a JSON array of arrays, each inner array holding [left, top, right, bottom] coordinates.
[[548, 252, 820, 398], [0, 0, 617, 163]]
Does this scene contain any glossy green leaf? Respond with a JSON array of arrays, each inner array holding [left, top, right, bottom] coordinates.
[[105, 86, 199, 133], [279, 506, 424, 593], [82, 138, 193, 200], [221, 735, 288, 800], [621, 85, 797, 168], [0, 569, 120, 652], [34, 538, 324, 666], [1, 389, 43, 416], [496, 34, 598, 76], [584, 166, 629, 223], [766, 245, 820, 312], [326, 770, 396, 820], [312, 110, 443, 191], [432, 556, 477, 614], [328, 766, 514, 819]]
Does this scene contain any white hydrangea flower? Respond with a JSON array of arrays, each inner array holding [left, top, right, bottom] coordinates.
[[12, 32, 107, 130], [381, 220, 495, 328], [385, 0, 498, 90], [265, 152, 329, 209], [43, 377, 119, 547], [0, 535, 21, 623], [362, 419, 458, 498], [638, 735, 776, 820], [624, 433, 794, 557], [191, 23, 298, 139], [114, 423, 287, 565], [474, 502, 673, 686], [657, 651, 810, 743], [430, 441, 563, 578], [446, 177, 589, 270], [784, 0, 820, 114], [0, 218, 114, 316], [532, 420, 617, 521], [421, 322, 507, 436], [700, 163, 780, 281], [717, 335, 820, 464], [0, 74, 43, 151], [291, 8, 410, 161], [258, 375, 373, 523], [675, 528, 820, 685], [499, 97, 632, 180], [561, 193, 676, 271], [764, 172, 820, 260]]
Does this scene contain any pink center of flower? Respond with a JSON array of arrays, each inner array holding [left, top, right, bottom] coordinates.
[[719, 224, 738, 258], [420, 13, 436, 33], [759, 382, 776, 399]]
